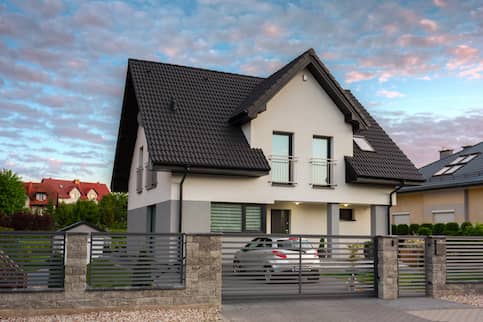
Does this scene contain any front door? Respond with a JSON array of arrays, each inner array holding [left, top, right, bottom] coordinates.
[[271, 209, 290, 234]]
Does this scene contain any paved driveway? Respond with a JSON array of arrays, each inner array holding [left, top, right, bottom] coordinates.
[[222, 297, 483, 322]]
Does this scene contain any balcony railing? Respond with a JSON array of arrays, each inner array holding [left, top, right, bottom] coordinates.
[[310, 158, 336, 187], [269, 155, 297, 184]]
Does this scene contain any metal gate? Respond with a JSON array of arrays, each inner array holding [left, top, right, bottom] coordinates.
[[221, 234, 376, 300], [397, 237, 426, 296]]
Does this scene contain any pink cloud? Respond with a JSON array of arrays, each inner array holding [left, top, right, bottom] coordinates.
[[377, 89, 405, 98], [458, 63, 483, 79], [433, 0, 446, 8], [345, 71, 375, 84], [419, 19, 438, 32], [447, 45, 479, 70], [398, 34, 447, 47]]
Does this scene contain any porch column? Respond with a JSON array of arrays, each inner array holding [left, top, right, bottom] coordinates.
[[327, 203, 339, 235], [371, 205, 389, 236]]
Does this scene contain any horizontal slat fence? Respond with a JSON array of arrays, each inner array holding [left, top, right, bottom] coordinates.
[[397, 237, 426, 297], [221, 234, 376, 300], [0, 232, 65, 291], [446, 237, 483, 283], [88, 233, 185, 290]]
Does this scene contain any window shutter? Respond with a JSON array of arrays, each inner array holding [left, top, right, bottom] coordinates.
[[136, 167, 143, 193], [245, 206, 262, 231], [210, 204, 242, 232]]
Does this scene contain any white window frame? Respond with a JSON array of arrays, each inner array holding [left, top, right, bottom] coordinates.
[[353, 136, 375, 152]]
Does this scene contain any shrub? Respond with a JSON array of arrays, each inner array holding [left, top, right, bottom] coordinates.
[[418, 227, 432, 236], [9, 212, 54, 231], [0, 226, 13, 232], [391, 224, 398, 235], [462, 225, 477, 236], [474, 224, 483, 236], [396, 224, 409, 235], [461, 222, 473, 231], [444, 222, 460, 236], [409, 224, 420, 235], [432, 223, 446, 235], [420, 223, 433, 231]]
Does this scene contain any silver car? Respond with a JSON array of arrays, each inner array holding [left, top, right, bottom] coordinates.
[[233, 237, 320, 282]]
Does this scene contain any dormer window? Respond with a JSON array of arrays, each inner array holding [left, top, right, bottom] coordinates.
[[36, 192, 47, 201], [353, 136, 375, 152]]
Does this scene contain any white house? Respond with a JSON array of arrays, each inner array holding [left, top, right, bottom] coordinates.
[[111, 49, 423, 236]]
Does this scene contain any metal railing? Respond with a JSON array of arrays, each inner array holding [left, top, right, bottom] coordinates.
[[221, 233, 375, 300], [310, 158, 336, 186], [446, 237, 483, 283], [397, 237, 426, 296], [88, 233, 185, 290], [0, 232, 65, 292], [269, 155, 297, 184]]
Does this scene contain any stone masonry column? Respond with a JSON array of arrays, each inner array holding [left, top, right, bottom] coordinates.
[[64, 233, 89, 296], [376, 236, 398, 299], [425, 236, 446, 297]]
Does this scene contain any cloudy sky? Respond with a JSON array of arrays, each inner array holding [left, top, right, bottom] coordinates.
[[1, 0, 482, 186]]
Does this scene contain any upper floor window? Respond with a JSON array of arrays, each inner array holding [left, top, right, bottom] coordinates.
[[136, 146, 144, 193], [271, 132, 294, 184], [353, 136, 375, 152], [311, 136, 333, 186], [36, 192, 47, 201]]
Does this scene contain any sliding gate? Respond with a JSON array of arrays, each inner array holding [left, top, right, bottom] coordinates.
[[221, 234, 376, 300]]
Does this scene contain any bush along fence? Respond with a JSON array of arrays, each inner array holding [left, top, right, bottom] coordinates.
[[0, 232, 483, 311]]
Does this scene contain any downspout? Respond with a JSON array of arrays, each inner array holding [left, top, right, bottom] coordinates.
[[388, 185, 402, 235], [178, 166, 189, 233]]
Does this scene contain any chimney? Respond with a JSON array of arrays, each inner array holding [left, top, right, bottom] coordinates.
[[461, 144, 473, 150], [439, 147, 454, 160]]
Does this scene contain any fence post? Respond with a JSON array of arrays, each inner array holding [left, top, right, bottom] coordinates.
[[425, 236, 446, 297], [64, 233, 89, 295], [376, 236, 398, 299]]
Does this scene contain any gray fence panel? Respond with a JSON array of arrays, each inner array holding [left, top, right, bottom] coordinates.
[[446, 237, 483, 283], [221, 233, 376, 300], [88, 233, 185, 290], [397, 237, 426, 297], [0, 232, 65, 292]]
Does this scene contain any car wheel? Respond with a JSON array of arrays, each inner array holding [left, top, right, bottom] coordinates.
[[264, 265, 273, 283], [233, 260, 241, 273]]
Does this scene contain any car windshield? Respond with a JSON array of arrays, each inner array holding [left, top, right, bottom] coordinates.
[[276, 239, 313, 250], [244, 238, 272, 249]]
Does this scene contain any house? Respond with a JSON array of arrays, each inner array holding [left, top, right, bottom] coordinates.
[[391, 143, 483, 225], [24, 178, 110, 213], [111, 48, 423, 236]]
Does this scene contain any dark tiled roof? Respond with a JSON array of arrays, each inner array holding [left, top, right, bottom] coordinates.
[[400, 142, 483, 193], [111, 49, 423, 191], [344, 91, 424, 183], [128, 59, 270, 172]]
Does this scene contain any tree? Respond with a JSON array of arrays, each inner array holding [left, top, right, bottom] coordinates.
[[98, 193, 128, 229], [72, 200, 100, 225], [0, 169, 27, 215]]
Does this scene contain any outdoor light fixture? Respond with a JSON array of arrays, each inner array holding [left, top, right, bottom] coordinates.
[[343, 203, 349, 207], [295, 202, 301, 205]]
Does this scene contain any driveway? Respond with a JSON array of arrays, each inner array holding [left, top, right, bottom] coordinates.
[[222, 297, 483, 322]]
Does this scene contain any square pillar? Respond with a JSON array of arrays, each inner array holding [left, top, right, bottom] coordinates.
[[371, 205, 389, 236], [64, 233, 89, 294], [376, 236, 398, 299], [327, 203, 339, 235], [425, 236, 446, 297]]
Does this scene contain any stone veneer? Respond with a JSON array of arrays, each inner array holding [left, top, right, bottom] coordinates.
[[376, 236, 398, 299], [0, 233, 221, 311]]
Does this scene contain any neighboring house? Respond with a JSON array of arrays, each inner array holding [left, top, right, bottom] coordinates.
[[24, 178, 110, 213], [391, 143, 483, 225], [111, 48, 423, 236]]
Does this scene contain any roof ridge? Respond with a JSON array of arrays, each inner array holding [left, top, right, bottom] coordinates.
[[128, 58, 265, 81]]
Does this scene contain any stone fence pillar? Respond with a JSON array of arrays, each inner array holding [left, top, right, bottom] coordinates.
[[425, 236, 446, 297], [376, 236, 398, 299], [64, 233, 89, 295]]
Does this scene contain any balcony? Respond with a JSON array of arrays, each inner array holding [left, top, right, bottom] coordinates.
[[310, 158, 336, 187], [269, 155, 297, 185]]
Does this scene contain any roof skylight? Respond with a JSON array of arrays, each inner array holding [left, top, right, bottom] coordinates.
[[353, 136, 375, 152], [433, 153, 479, 176]]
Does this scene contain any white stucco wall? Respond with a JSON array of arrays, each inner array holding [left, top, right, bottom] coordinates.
[[128, 126, 172, 210], [170, 69, 392, 206], [339, 205, 371, 236]]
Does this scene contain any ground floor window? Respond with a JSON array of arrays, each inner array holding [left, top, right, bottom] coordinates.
[[432, 210, 455, 223], [210, 203, 265, 233], [392, 212, 410, 225]]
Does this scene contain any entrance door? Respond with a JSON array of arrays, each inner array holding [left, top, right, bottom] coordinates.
[[271, 209, 290, 234]]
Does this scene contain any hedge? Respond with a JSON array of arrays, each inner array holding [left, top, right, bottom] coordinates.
[[392, 221, 483, 236]]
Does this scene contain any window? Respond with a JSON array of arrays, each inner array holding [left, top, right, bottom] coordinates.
[[147, 205, 156, 233], [36, 192, 47, 201], [210, 203, 264, 233], [136, 146, 144, 193], [271, 132, 294, 184], [339, 208, 355, 221], [432, 210, 455, 223], [353, 136, 375, 152], [312, 136, 332, 186], [145, 161, 157, 190], [435, 153, 480, 176], [392, 213, 410, 225]]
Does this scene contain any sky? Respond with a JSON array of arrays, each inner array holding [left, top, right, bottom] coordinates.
[[1, 0, 482, 186]]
